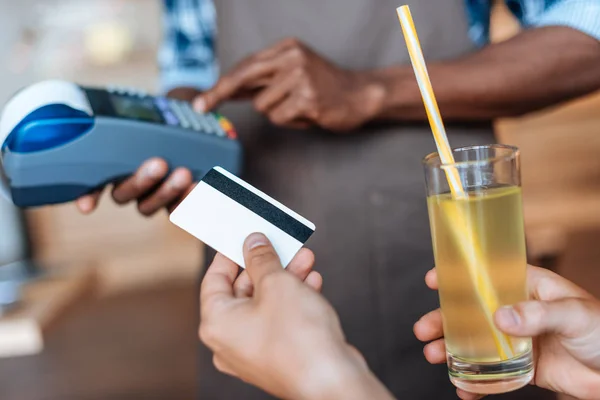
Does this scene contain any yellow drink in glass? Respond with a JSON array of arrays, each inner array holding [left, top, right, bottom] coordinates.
[[423, 145, 534, 394]]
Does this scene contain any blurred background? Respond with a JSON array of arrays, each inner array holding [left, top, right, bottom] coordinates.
[[0, 0, 200, 399], [0, 1, 598, 399]]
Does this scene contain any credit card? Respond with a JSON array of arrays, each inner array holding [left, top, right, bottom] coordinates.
[[169, 166, 315, 268]]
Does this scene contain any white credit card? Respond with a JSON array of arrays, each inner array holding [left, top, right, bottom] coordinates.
[[169, 166, 316, 268]]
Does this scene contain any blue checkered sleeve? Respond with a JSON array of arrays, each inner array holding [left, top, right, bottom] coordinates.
[[158, 0, 218, 94], [524, 0, 600, 40], [467, 0, 600, 46]]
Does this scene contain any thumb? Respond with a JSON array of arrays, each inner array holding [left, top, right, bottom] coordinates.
[[243, 233, 284, 286], [495, 298, 595, 338], [76, 189, 103, 214], [193, 95, 208, 113]]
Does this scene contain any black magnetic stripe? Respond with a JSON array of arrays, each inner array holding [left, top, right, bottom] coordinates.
[[202, 169, 313, 243]]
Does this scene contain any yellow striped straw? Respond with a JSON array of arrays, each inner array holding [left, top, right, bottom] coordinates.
[[396, 5, 514, 360], [396, 5, 464, 198]]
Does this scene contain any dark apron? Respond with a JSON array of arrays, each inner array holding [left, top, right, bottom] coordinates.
[[198, 0, 552, 398]]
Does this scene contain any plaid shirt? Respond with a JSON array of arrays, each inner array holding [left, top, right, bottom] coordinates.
[[159, 0, 600, 93]]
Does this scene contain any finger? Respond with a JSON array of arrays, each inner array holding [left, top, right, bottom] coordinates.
[[457, 389, 485, 400], [194, 73, 271, 110], [76, 189, 103, 214], [213, 355, 239, 378], [423, 338, 446, 364], [526, 264, 593, 301], [197, 42, 308, 112], [196, 77, 255, 113], [286, 248, 316, 281], [233, 253, 323, 297], [167, 182, 196, 213], [254, 37, 303, 60], [197, 54, 295, 112], [305, 271, 323, 292], [137, 168, 193, 216], [495, 298, 599, 339], [243, 233, 285, 287], [233, 270, 253, 298], [200, 253, 239, 315], [227, 85, 266, 101], [414, 308, 444, 342], [112, 158, 169, 204], [425, 268, 438, 290], [253, 69, 302, 114], [234, 248, 315, 297], [267, 93, 309, 127]]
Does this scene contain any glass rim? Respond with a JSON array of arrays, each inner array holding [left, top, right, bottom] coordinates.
[[422, 144, 519, 168]]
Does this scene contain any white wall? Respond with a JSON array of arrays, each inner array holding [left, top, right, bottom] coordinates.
[[0, 0, 36, 265]]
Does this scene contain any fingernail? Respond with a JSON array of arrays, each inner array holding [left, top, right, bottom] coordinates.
[[497, 306, 520, 328], [78, 198, 92, 213], [246, 233, 268, 250], [193, 97, 206, 113], [143, 161, 163, 179], [169, 171, 188, 190]]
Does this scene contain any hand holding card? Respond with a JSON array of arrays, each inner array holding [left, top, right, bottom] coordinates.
[[169, 167, 315, 268]]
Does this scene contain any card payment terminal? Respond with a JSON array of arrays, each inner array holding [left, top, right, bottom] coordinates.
[[0, 80, 242, 208]]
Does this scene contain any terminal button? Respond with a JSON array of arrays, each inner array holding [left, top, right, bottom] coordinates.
[[163, 111, 179, 126]]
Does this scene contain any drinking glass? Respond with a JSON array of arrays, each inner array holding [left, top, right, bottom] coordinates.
[[423, 144, 534, 394]]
